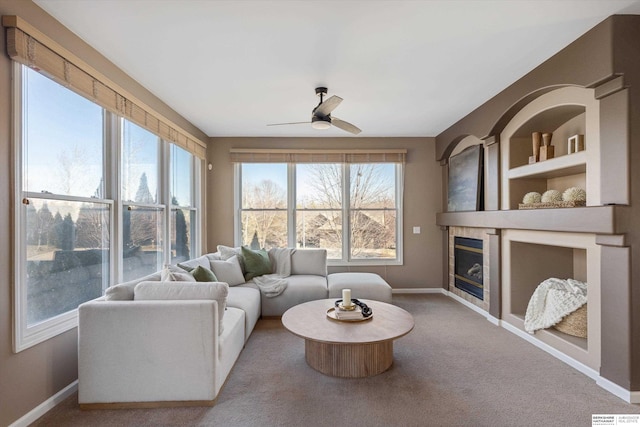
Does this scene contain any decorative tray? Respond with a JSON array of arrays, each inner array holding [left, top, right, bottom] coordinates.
[[326, 307, 373, 322]]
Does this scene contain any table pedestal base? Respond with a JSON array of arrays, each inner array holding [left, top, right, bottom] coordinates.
[[304, 340, 393, 378]]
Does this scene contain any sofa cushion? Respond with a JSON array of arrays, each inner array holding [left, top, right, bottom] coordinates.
[[161, 265, 196, 282], [226, 284, 261, 342], [327, 272, 393, 303], [104, 271, 162, 301], [241, 247, 272, 280], [191, 265, 218, 282], [260, 274, 328, 316], [134, 281, 229, 334], [217, 245, 246, 273], [291, 249, 327, 276], [177, 255, 211, 272], [210, 255, 245, 286]]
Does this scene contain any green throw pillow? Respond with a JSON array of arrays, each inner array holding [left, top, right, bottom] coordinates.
[[190, 265, 218, 282], [241, 246, 272, 280]]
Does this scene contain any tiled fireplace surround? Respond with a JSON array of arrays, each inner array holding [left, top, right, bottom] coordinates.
[[448, 226, 491, 312]]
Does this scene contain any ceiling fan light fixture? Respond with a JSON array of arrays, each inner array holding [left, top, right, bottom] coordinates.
[[311, 116, 331, 130]]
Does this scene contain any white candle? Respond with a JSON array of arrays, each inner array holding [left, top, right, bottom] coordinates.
[[342, 289, 352, 307]]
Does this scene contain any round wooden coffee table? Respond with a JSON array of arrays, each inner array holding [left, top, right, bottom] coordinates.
[[281, 299, 414, 378]]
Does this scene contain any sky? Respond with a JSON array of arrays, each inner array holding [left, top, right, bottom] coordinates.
[[23, 66, 193, 207]]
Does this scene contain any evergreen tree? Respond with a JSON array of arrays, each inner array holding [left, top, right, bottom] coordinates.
[[174, 208, 189, 260], [59, 213, 75, 251], [36, 203, 54, 247], [50, 212, 63, 248], [135, 172, 154, 203], [25, 203, 38, 245]]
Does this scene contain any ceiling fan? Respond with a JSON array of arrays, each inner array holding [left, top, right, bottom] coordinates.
[[267, 87, 362, 135]]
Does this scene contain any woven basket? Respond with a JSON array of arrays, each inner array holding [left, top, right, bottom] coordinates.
[[519, 200, 586, 210], [552, 304, 587, 338]]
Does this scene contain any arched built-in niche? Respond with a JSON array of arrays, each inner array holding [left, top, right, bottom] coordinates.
[[499, 86, 599, 210]]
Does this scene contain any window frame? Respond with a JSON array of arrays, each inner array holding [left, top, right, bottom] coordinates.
[[235, 162, 403, 266], [12, 63, 204, 352]]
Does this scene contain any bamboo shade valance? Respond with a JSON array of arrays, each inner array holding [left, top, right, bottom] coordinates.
[[229, 149, 407, 163], [2, 16, 207, 159]]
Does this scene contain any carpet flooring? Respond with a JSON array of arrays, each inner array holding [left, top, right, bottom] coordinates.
[[33, 294, 640, 426]]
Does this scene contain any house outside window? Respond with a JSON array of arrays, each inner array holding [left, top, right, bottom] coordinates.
[[237, 158, 403, 265]]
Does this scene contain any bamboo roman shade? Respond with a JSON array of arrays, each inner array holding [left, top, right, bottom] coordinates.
[[229, 149, 407, 163], [3, 16, 207, 159]]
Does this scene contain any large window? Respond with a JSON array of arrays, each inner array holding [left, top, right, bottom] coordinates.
[[14, 65, 202, 351], [17, 66, 110, 349], [170, 144, 198, 264], [121, 120, 164, 281], [238, 162, 402, 264]]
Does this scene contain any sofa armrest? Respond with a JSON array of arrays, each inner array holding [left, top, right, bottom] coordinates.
[[78, 299, 220, 405]]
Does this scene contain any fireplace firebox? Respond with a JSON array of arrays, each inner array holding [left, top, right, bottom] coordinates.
[[454, 237, 484, 300]]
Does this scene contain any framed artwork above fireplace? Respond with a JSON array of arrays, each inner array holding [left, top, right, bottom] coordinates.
[[447, 144, 483, 212]]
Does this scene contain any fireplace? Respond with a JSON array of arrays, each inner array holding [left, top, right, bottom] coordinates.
[[454, 237, 484, 300]]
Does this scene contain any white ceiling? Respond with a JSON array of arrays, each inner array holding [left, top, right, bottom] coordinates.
[[34, 0, 640, 138]]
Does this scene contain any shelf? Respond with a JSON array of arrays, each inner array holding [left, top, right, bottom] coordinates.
[[508, 151, 587, 180], [509, 314, 588, 351], [436, 205, 629, 234]]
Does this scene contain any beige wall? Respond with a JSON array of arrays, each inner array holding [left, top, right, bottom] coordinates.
[[0, 1, 207, 425], [206, 137, 443, 289]]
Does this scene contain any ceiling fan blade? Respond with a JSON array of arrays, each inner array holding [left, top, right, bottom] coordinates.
[[266, 121, 310, 126], [314, 95, 343, 117], [332, 117, 362, 135]]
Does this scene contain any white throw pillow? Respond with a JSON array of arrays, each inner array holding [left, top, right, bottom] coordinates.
[[104, 271, 162, 300], [217, 245, 246, 273], [105, 283, 136, 301], [134, 281, 229, 335], [177, 255, 211, 272], [161, 265, 196, 282], [210, 255, 245, 286]]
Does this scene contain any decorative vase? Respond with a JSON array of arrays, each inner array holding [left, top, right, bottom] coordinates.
[[531, 132, 542, 163], [540, 132, 554, 161]]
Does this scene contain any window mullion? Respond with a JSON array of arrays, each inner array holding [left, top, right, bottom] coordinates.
[[342, 163, 350, 262], [234, 163, 241, 246], [108, 113, 121, 284], [161, 140, 171, 267], [288, 163, 296, 248]]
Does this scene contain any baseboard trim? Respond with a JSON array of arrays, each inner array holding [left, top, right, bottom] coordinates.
[[392, 288, 446, 294], [500, 321, 599, 381], [444, 290, 500, 325], [596, 377, 640, 404], [445, 291, 639, 404], [10, 380, 78, 427]]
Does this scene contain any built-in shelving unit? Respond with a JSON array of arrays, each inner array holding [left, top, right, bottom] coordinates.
[[497, 87, 602, 370], [501, 86, 599, 210]]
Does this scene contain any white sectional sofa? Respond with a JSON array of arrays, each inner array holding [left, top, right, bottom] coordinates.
[[78, 247, 392, 408]]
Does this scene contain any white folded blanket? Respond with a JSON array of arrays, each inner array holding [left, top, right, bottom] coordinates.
[[252, 248, 296, 297], [253, 275, 288, 298], [524, 277, 587, 334]]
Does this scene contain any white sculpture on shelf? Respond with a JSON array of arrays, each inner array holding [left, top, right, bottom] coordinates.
[[541, 190, 562, 203], [562, 187, 586, 202], [522, 192, 542, 204]]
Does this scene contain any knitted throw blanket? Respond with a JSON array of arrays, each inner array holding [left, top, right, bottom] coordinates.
[[252, 248, 296, 298], [524, 278, 587, 334]]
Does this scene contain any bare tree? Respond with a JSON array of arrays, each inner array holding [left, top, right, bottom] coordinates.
[[57, 145, 90, 196], [241, 179, 287, 248], [302, 164, 395, 257]]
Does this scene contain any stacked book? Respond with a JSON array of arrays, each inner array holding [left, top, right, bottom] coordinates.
[[334, 305, 363, 320]]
